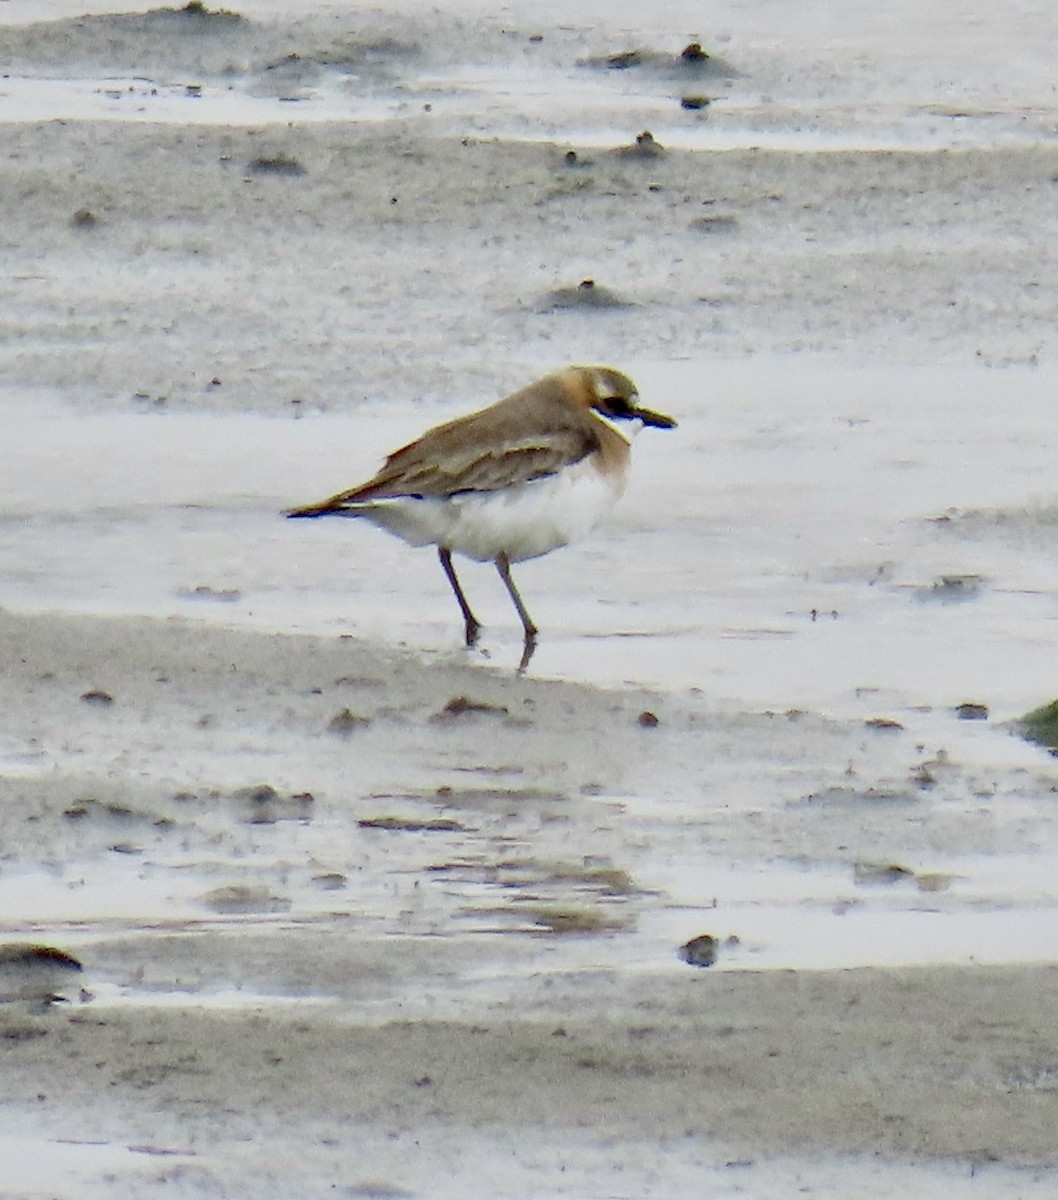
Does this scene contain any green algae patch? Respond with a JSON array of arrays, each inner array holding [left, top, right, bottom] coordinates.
[[1016, 699, 1058, 751]]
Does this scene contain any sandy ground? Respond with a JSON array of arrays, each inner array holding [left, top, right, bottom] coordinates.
[[3, 2, 1058, 1197], [3, 608, 1058, 1198], [2, 119, 1055, 411]]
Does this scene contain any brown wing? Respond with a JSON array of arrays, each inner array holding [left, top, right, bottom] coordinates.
[[287, 371, 602, 516], [292, 433, 594, 516]]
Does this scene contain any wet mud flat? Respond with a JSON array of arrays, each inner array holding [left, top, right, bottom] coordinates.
[[2, 117, 1055, 416], [2, 609, 1058, 1196], [5, 964, 1058, 1196]]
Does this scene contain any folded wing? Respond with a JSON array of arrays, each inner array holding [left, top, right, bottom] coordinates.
[[288, 425, 597, 516]]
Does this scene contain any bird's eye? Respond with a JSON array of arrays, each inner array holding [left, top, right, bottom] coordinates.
[[604, 396, 632, 417]]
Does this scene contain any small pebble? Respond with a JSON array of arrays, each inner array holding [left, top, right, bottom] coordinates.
[[0, 944, 83, 1005], [431, 696, 509, 720], [231, 784, 280, 803], [864, 717, 904, 731], [853, 862, 914, 886], [329, 709, 372, 734], [544, 278, 631, 310], [616, 130, 664, 158], [679, 933, 718, 967], [248, 154, 306, 177], [311, 873, 348, 890]]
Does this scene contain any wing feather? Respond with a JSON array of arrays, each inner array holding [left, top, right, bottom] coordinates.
[[359, 430, 594, 500], [287, 372, 601, 516]]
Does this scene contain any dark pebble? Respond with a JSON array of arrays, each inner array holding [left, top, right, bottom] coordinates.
[[679, 934, 718, 967]]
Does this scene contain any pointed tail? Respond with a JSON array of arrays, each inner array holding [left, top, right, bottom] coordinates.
[[285, 499, 347, 519]]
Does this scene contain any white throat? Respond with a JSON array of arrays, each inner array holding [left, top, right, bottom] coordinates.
[[591, 409, 640, 442]]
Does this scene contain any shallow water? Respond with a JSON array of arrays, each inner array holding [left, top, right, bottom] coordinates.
[[5, 358, 1058, 715]]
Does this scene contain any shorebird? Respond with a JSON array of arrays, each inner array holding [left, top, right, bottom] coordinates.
[[287, 366, 676, 668]]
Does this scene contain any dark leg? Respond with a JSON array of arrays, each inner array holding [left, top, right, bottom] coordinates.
[[495, 552, 537, 671], [438, 547, 481, 647]]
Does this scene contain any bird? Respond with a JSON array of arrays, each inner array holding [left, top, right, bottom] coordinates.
[[286, 365, 676, 669]]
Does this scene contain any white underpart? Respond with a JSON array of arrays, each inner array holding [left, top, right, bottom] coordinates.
[[350, 456, 628, 563]]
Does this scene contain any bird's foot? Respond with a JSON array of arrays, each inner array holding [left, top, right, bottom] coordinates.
[[518, 632, 537, 674]]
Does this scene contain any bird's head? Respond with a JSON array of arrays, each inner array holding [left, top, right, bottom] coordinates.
[[580, 366, 677, 430]]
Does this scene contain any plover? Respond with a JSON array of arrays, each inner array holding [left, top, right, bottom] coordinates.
[[287, 365, 676, 668]]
